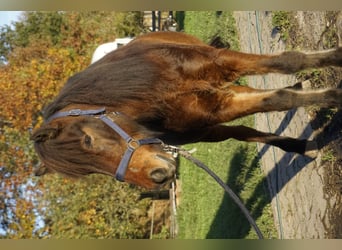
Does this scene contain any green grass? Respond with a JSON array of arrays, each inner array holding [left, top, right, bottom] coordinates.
[[183, 11, 240, 50], [176, 11, 277, 239]]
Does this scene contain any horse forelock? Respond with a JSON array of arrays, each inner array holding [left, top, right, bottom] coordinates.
[[32, 118, 116, 178]]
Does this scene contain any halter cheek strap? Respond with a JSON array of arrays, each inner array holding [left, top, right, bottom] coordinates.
[[45, 108, 163, 182], [99, 114, 162, 181]]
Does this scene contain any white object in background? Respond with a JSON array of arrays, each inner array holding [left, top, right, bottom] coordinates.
[[91, 37, 133, 64]]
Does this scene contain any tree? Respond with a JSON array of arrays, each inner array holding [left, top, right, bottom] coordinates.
[[0, 33, 86, 239], [37, 175, 152, 239], [0, 12, 65, 64], [113, 12, 145, 37]]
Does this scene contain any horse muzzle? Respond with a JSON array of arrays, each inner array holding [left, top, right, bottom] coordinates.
[[149, 153, 177, 187]]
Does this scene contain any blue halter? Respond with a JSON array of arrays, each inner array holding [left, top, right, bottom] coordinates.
[[45, 108, 163, 182]]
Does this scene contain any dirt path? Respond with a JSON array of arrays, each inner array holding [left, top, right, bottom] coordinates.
[[233, 11, 342, 239]]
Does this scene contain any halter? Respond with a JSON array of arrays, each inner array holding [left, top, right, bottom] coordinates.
[[45, 107, 163, 182]]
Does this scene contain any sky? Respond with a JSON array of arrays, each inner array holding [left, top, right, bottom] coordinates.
[[0, 11, 23, 28]]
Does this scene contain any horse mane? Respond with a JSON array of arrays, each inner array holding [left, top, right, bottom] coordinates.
[[43, 45, 162, 120]]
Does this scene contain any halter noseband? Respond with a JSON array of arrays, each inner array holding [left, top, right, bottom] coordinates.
[[45, 108, 163, 182]]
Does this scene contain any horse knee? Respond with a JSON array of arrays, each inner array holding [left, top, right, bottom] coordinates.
[[319, 47, 342, 67], [261, 51, 307, 74], [322, 88, 342, 107], [261, 89, 297, 109]]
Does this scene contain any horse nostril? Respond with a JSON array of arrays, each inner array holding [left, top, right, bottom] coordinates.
[[150, 168, 168, 184]]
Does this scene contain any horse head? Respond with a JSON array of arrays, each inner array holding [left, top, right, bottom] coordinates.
[[31, 109, 177, 189]]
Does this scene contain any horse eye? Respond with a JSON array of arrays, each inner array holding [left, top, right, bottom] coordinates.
[[84, 135, 92, 147]]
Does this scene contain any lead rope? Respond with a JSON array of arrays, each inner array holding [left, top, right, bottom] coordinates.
[[165, 145, 264, 239]]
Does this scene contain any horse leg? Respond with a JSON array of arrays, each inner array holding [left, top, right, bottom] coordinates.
[[213, 84, 342, 122], [200, 125, 317, 156], [214, 47, 342, 79]]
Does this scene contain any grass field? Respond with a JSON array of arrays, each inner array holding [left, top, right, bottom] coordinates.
[[175, 11, 278, 239]]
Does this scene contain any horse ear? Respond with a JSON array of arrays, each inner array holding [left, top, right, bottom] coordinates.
[[34, 164, 54, 176], [31, 126, 59, 142]]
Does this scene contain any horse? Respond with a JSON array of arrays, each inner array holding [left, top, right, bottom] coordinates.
[[31, 31, 342, 190]]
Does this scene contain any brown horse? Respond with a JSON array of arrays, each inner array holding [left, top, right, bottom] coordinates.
[[32, 32, 342, 189]]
